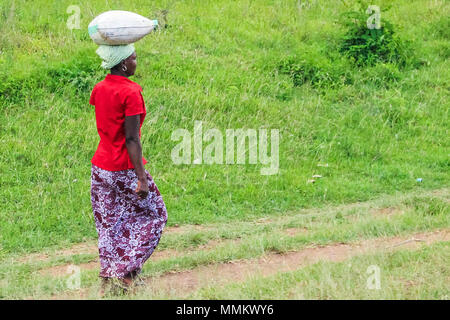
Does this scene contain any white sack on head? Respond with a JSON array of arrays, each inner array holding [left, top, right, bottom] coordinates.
[[88, 10, 158, 45]]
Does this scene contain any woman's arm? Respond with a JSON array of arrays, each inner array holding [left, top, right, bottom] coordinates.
[[125, 114, 149, 199]]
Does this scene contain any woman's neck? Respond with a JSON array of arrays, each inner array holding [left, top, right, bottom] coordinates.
[[110, 69, 128, 77]]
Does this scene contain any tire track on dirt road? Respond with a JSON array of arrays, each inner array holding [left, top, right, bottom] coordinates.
[[19, 187, 448, 273], [138, 229, 450, 298], [50, 229, 449, 299]]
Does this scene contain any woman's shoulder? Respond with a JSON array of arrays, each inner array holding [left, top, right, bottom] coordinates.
[[117, 81, 143, 101], [125, 78, 143, 92], [92, 77, 142, 95], [91, 78, 107, 91]]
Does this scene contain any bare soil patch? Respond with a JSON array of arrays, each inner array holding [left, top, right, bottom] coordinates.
[[283, 227, 308, 237], [369, 207, 403, 217], [17, 241, 98, 264]]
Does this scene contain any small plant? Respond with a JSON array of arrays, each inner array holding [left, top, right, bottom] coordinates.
[[338, 3, 413, 67], [278, 56, 328, 87], [46, 67, 97, 93]]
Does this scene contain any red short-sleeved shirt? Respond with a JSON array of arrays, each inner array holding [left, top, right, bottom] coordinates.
[[89, 74, 147, 171]]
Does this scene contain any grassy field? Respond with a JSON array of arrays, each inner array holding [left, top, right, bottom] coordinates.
[[0, 188, 448, 299], [0, 0, 448, 299]]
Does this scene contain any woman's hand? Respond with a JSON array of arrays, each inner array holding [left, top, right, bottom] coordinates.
[[135, 178, 149, 199]]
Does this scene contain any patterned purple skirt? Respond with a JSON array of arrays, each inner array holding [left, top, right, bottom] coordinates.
[[90, 164, 168, 278]]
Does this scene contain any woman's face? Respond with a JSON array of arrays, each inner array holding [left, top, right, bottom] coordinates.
[[124, 52, 137, 76]]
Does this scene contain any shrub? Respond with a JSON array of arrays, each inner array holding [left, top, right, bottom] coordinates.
[[338, 4, 414, 67]]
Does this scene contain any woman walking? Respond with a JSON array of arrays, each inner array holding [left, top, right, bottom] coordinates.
[[89, 44, 168, 294]]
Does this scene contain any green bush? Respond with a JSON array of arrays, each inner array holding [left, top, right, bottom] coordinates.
[[338, 5, 414, 67]]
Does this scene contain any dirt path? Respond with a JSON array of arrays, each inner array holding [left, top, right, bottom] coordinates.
[[140, 229, 449, 298], [12, 187, 448, 299], [20, 186, 448, 269], [51, 229, 449, 299], [36, 205, 403, 278]]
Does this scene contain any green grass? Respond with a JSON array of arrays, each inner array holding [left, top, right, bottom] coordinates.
[[0, 191, 447, 299], [0, 0, 449, 257]]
